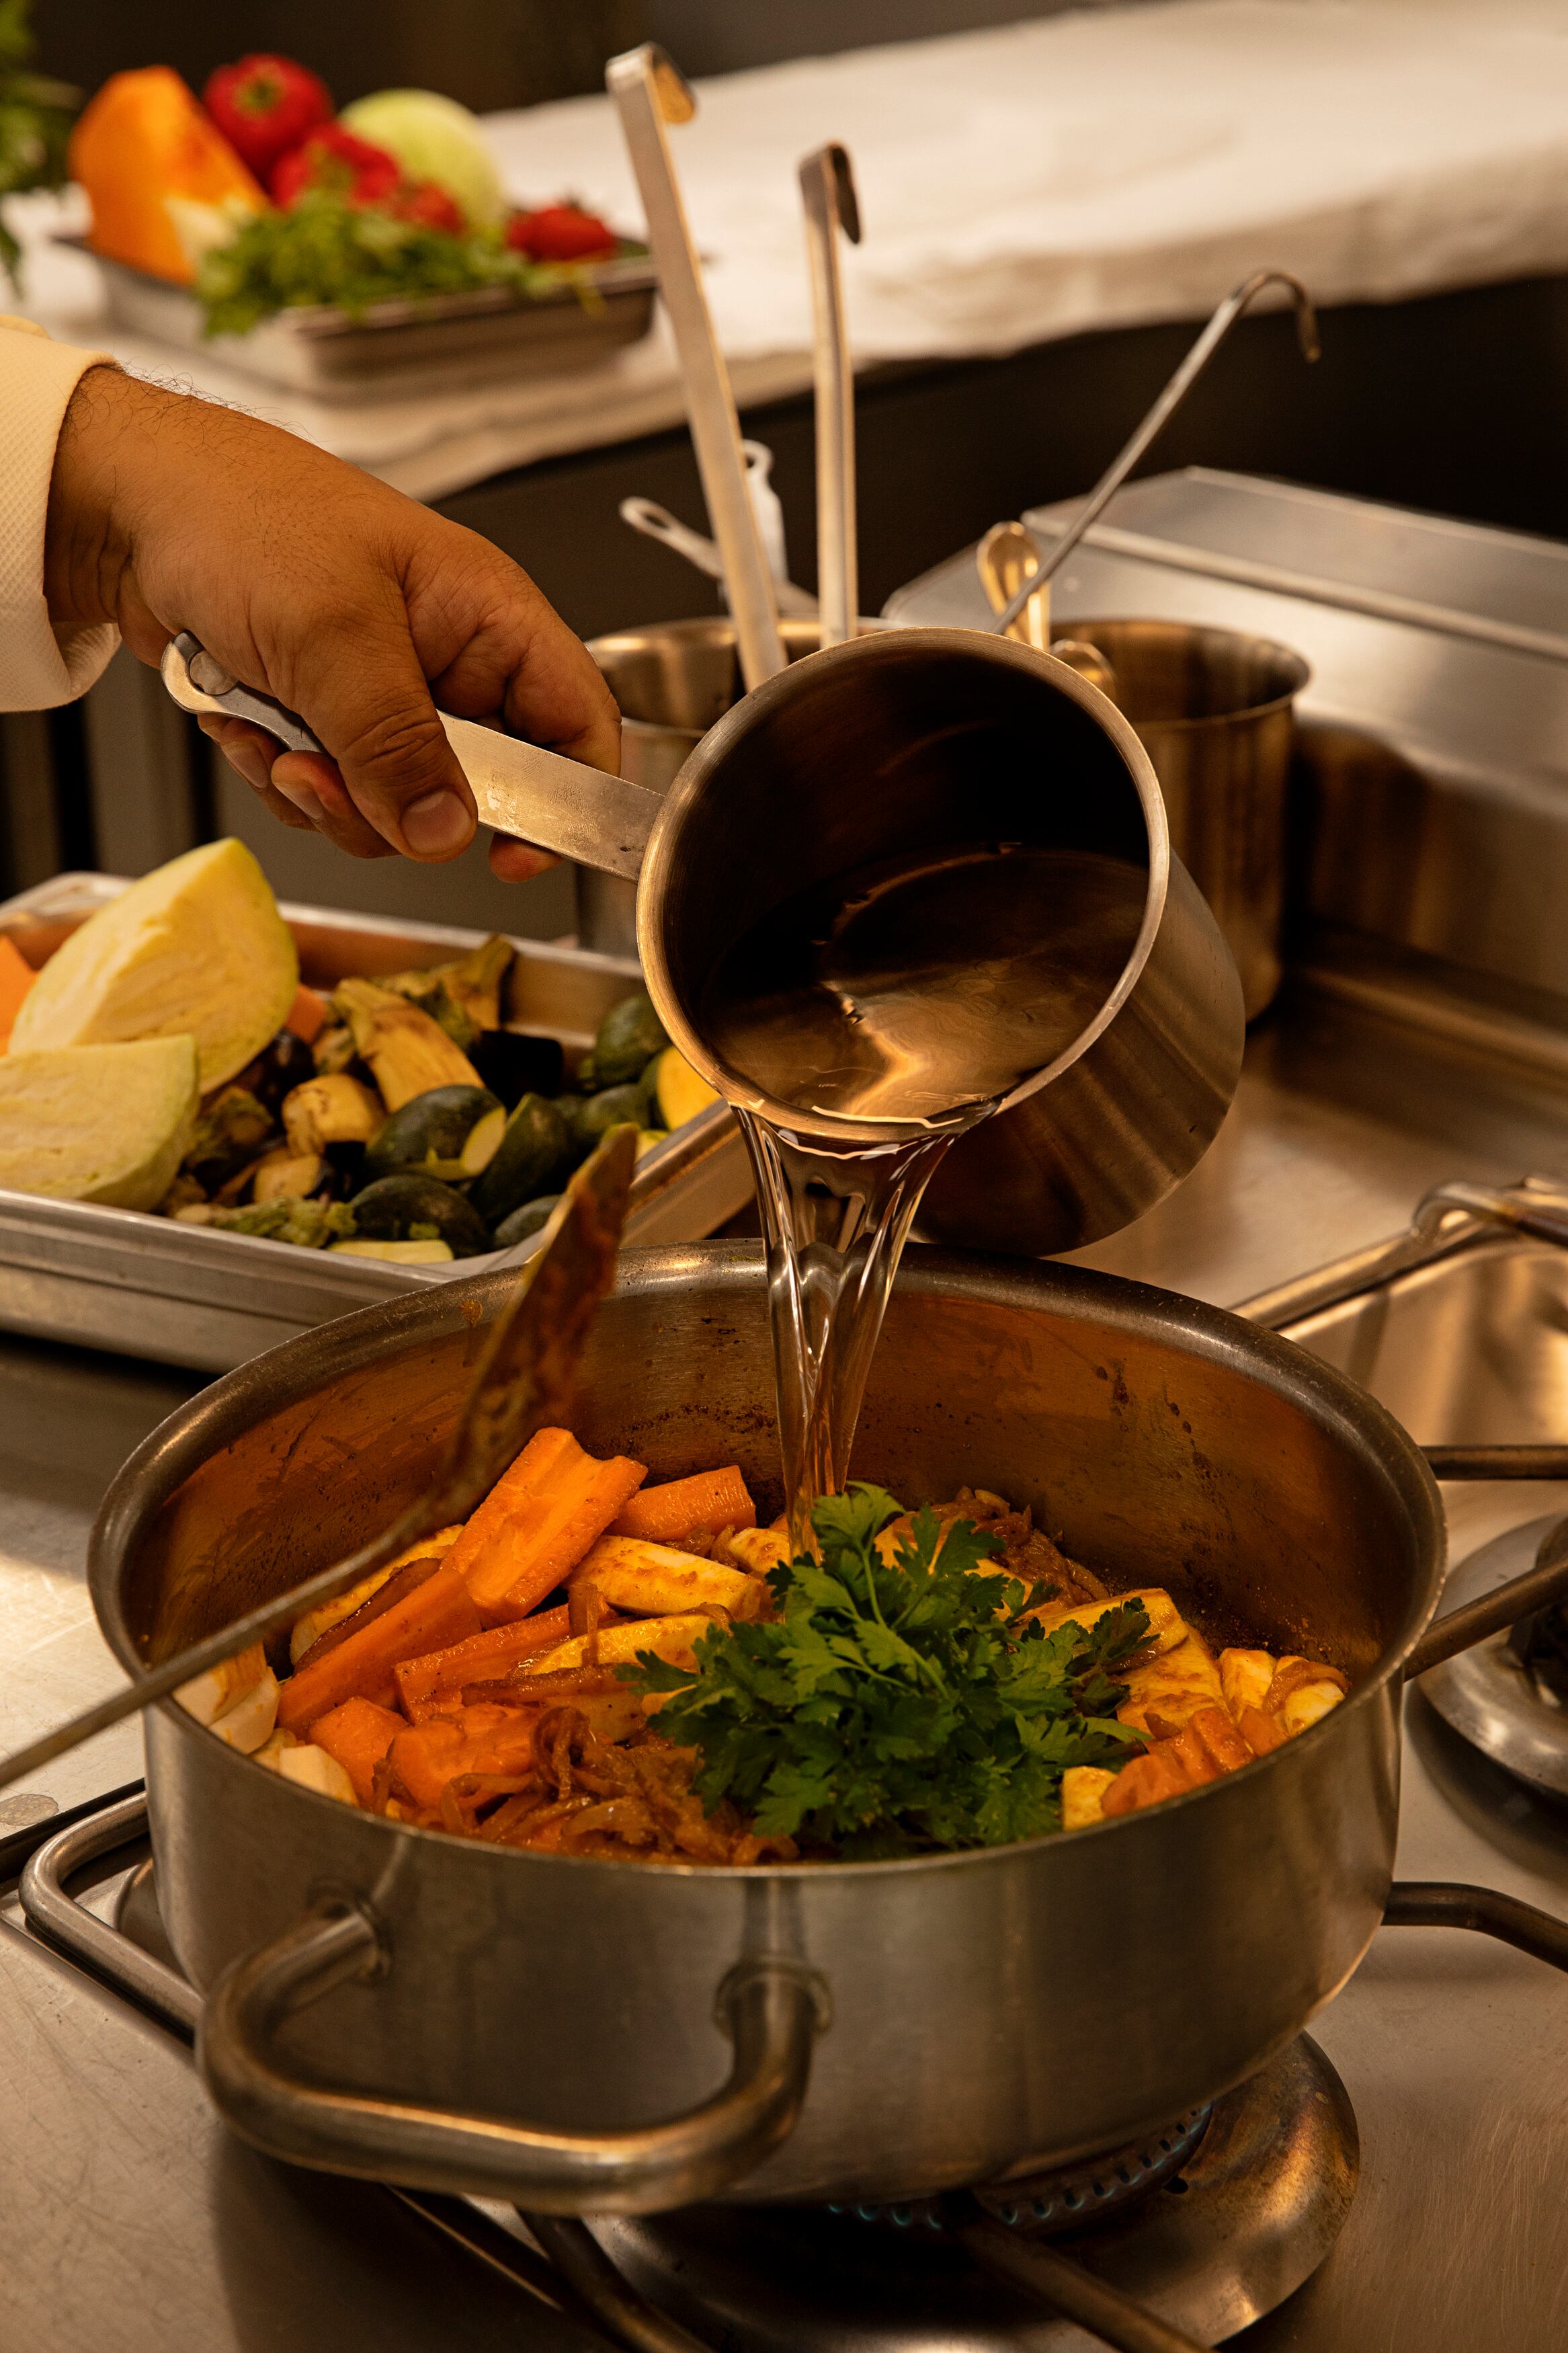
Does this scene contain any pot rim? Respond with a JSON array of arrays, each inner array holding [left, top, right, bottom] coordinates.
[[634, 627, 1174, 1150], [94, 1240, 1445, 1884], [1059, 616, 1312, 730]]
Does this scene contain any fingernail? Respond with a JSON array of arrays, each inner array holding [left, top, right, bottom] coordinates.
[[403, 789, 473, 856], [275, 781, 327, 826]]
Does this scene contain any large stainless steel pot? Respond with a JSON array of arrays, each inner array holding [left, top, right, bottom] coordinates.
[[91, 1243, 1446, 2215]]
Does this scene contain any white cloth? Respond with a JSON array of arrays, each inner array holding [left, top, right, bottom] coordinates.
[[0, 319, 118, 709], [10, 0, 1568, 499]]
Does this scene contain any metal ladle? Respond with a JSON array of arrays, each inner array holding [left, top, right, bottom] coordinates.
[[798, 142, 862, 649], [984, 268, 1321, 646]]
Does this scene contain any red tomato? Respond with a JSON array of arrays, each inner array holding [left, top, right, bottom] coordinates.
[[270, 124, 401, 209], [506, 204, 619, 264], [392, 180, 465, 234], [203, 54, 333, 182]]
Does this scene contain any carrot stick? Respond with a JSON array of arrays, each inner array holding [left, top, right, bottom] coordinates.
[[0, 936, 36, 1050], [308, 1696, 405, 1806], [278, 1561, 481, 1733], [450, 1427, 648, 1624], [285, 984, 327, 1043], [610, 1465, 756, 1546], [394, 1605, 573, 1722]]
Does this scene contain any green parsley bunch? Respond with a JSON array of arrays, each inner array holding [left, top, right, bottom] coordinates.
[[195, 196, 550, 337], [627, 1483, 1148, 1859]]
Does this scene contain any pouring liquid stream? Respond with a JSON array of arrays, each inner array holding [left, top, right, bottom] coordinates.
[[703, 845, 1145, 1541]]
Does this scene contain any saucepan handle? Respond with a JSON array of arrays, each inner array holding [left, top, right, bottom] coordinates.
[[1405, 1492, 1568, 1682], [198, 1897, 825, 2215]]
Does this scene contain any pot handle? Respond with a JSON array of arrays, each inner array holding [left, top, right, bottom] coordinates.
[[198, 1897, 825, 2215], [1405, 1503, 1568, 1681]]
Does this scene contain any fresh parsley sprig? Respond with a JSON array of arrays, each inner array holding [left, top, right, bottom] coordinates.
[[626, 1482, 1148, 1859]]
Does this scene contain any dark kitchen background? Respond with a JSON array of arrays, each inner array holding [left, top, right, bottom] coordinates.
[[11, 0, 1568, 926]]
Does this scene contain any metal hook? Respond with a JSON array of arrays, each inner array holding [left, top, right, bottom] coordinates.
[[991, 268, 1320, 640]]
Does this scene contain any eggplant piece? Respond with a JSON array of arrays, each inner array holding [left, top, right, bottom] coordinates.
[[467, 1092, 571, 1226], [181, 1086, 275, 1190], [492, 1193, 561, 1249], [591, 990, 669, 1086], [348, 1173, 491, 1257], [469, 1027, 565, 1109], [231, 1029, 316, 1119], [361, 1084, 505, 1186]]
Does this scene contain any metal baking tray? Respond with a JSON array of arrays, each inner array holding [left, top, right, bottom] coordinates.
[[0, 874, 750, 1372], [71, 245, 657, 402]]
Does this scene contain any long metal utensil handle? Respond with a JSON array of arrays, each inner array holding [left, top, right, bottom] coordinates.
[[993, 266, 1320, 639], [606, 45, 786, 690], [161, 634, 661, 881], [618, 496, 821, 617], [0, 1129, 636, 1800], [798, 143, 861, 649]]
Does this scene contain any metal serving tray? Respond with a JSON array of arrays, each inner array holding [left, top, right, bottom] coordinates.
[[77, 247, 657, 403], [0, 874, 750, 1372]]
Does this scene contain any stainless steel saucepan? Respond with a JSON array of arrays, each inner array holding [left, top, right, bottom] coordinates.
[[87, 1242, 1558, 2217], [167, 625, 1246, 1255]]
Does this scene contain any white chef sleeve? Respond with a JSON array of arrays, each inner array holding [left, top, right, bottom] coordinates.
[[0, 317, 120, 711]]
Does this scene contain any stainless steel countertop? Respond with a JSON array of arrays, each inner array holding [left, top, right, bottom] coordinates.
[[3, 965, 1568, 2348]]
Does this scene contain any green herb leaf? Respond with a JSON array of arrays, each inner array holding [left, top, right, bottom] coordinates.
[[624, 1480, 1148, 1856]]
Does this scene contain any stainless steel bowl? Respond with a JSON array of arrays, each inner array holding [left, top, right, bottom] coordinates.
[[90, 1242, 1442, 2215]]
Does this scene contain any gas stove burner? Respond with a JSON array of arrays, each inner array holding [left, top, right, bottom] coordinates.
[[594, 2038, 1358, 2350], [831, 2102, 1213, 2238], [1420, 1512, 1568, 1798]]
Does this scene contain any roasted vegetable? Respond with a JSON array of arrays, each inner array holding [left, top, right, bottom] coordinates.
[[556, 1085, 642, 1156], [347, 1172, 490, 1256], [230, 1027, 316, 1117], [11, 838, 297, 1090], [645, 1045, 720, 1132], [612, 1466, 757, 1546], [333, 978, 483, 1110], [491, 1193, 559, 1250], [282, 1072, 383, 1155], [467, 1091, 570, 1226], [381, 935, 513, 1038], [572, 1534, 759, 1621], [591, 990, 669, 1085], [0, 934, 36, 1045], [360, 1083, 503, 1186], [278, 1560, 481, 1733], [312, 1022, 357, 1076], [329, 1236, 454, 1264], [179, 1083, 274, 1189], [469, 1027, 564, 1109], [0, 1037, 200, 1211], [251, 1148, 325, 1203], [378, 972, 477, 1051], [177, 1195, 356, 1249]]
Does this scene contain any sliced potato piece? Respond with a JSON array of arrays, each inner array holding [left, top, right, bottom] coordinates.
[[1118, 1629, 1227, 1737], [253, 1728, 300, 1771], [1028, 1588, 1185, 1657], [1274, 1664, 1349, 1737], [723, 1528, 792, 1576], [282, 1073, 383, 1154], [279, 1744, 358, 1804], [208, 1666, 280, 1754], [520, 1612, 716, 1678], [1061, 1765, 1118, 1831], [253, 1149, 325, 1203], [1219, 1648, 1277, 1718], [573, 1535, 757, 1619], [175, 1640, 270, 1728]]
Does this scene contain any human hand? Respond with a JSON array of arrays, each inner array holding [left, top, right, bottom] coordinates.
[[44, 367, 620, 879]]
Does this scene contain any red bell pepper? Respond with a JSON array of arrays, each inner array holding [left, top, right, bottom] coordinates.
[[203, 54, 333, 184]]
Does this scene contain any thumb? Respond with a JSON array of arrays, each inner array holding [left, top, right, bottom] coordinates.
[[286, 611, 478, 863]]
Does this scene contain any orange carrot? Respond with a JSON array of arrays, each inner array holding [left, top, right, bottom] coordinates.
[[308, 1696, 405, 1806], [394, 1605, 573, 1722], [285, 983, 328, 1043], [448, 1427, 647, 1624], [0, 936, 36, 1049], [610, 1464, 756, 1546], [278, 1561, 481, 1733], [388, 1702, 544, 1812]]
